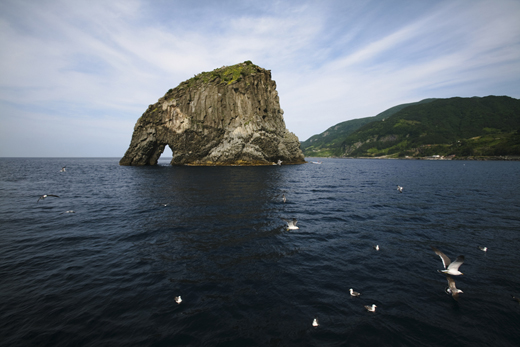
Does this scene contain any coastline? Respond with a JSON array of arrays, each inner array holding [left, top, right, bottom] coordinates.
[[305, 155, 520, 161]]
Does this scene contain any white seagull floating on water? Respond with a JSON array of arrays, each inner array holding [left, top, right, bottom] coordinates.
[[312, 317, 319, 327], [445, 275, 463, 301], [175, 296, 182, 304], [364, 304, 377, 312], [282, 194, 286, 203], [431, 246, 465, 275], [397, 185, 403, 193], [281, 218, 299, 230], [373, 245, 380, 251], [478, 246, 488, 252], [37, 194, 59, 203], [350, 288, 361, 297]]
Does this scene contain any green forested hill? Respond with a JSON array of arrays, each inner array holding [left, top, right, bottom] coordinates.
[[301, 99, 437, 156], [302, 96, 520, 158]]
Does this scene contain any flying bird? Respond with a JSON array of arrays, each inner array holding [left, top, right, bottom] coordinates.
[[281, 218, 299, 230], [175, 296, 182, 304], [282, 194, 286, 203], [37, 194, 59, 203], [312, 317, 319, 327], [60, 166, 66, 172], [350, 288, 361, 297], [445, 275, 463, 301], [478, 246, 488, 252], [397, 185, 403, 193], [373, 245, 380, 251], [364, 304, 377, 312], [431, 246, 465, 275]]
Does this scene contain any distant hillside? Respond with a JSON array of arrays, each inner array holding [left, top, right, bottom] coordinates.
[[301, 99, 437, 156], [340, 96, 520, 158], [302, 96, 520, 158]]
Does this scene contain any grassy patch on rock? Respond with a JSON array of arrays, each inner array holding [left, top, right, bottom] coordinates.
[[174, 61, 260, 90]]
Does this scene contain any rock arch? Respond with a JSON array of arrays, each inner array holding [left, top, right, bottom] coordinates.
[[120, 62, 305, 166]]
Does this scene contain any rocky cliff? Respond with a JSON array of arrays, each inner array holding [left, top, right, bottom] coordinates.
[[120, 61, 305, 166]]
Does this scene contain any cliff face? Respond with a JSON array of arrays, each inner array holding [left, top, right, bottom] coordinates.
[[120, 61, 305, 166]]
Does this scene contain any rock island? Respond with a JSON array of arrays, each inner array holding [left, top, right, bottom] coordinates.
[[120, 61, 305, 166]]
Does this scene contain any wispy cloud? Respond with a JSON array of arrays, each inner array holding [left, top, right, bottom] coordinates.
[[0, 0, 519, 156]]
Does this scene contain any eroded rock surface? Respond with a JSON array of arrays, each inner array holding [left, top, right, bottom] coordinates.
[[120, 61, 305, 166]]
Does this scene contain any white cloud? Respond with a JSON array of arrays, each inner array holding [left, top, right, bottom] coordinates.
[[0, 0, 519, 155]]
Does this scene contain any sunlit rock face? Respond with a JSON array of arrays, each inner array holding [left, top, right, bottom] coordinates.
[[120, 61, 305, 166]]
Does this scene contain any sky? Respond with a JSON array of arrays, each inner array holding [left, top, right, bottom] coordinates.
[[1, 0, 519, 157]]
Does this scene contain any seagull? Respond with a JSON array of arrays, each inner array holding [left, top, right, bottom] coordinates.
[[431, 246, 465, 275], [512, 295, 520, 304], [282, 194, 286, 203], [175, 296, 182, 304], [445, 275, 463, 301], [65, 210, 75, 213], [478, 246, 488, 252], [312, 317, 319, 327], [37, 194, 60, 203], [350, 288, 361, 297], [60, 166, 66, 172], [364, 304, 377, 312], [281, 218, 299, 230], [373, 245, 380, 251], [397, 185, 403, 193], [277, 159, 283, 166]]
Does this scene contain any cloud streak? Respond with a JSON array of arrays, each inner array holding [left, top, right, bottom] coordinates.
[[0, 0, 519, 156]]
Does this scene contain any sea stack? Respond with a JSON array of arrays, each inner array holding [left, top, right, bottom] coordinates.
[[120, 61, 305, 166]]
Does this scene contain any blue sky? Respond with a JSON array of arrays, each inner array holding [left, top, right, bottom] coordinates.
[[1, 0, 519, 157]]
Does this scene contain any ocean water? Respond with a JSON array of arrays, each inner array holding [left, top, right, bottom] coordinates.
[[1, 157, 519, 346]]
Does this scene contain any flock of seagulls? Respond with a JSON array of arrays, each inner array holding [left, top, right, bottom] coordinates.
[[41, 166, 515, 327], [310, 243, 481, 324], [280, 193, 382, 324], [39, 168, 514, 330], [278, 184, 505, 327]]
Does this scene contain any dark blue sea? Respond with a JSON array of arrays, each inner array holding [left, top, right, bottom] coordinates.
[[1, 157, 519, 346]]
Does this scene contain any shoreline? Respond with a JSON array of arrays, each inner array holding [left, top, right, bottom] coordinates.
[[305, 155, 520, 161]]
